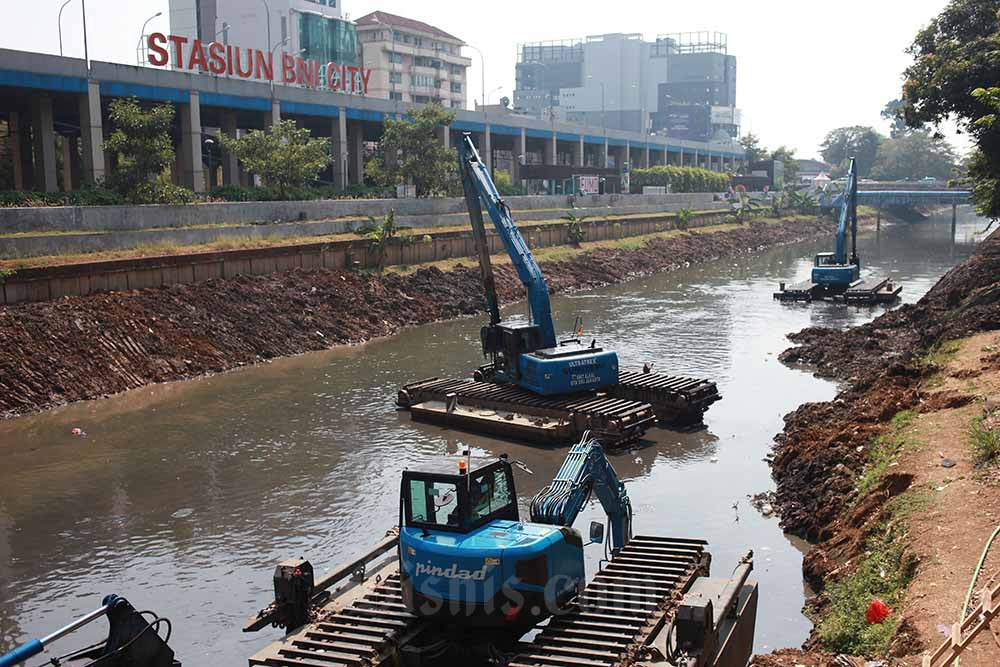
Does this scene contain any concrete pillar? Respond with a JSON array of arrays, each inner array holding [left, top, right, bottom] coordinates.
[[513, 127, 526, 183], [60, 135, 72, 191], [32, 96, 58, 192], [624, 142, 630, 171], [436, 123, 451, 150], [643, 145, 650, 168], [78, 81, 105, 184], [179, 91, 205, 192], [348, 120, 363, 185], [268, 99, 281, 127], [483, 126, 492, 172], [221, 111, 240, 186], [69, 135, 81, 188], [332, 109, 348, 189], [547, 132, 557, 165], [9, 112, 24, 190], [577, 136, 584, 167], [602, 138, 609, 168]]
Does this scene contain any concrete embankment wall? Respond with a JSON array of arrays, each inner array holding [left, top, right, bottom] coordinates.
[[0, 209, 730, 305], [0, 192, 721, 233], [0, 193, 723, 258]]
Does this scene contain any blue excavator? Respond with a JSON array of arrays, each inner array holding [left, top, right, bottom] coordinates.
[[811, 156, 860, 288], [457, 135, 619, 396], [775, 157, 901, 303], [397, 135, 723, 445], [246, 436, 759, 666], [398, 432, 632, 633]]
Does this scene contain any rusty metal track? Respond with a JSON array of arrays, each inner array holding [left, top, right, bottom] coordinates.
[[509, 536, 709, 667], [397, 377, 657, 447], [250, 536, 707, 667], [397, 372, 717, 447], [611, 372, 720, 426], [249, 572, 422, 667]]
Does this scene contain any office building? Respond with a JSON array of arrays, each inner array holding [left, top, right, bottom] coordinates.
[[356, 11, 470, 107], [515, 32, 739, 143], [165, 0, 358, 69]]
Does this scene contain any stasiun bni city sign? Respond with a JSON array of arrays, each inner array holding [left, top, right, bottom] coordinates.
[[146, 32, 373, 95]]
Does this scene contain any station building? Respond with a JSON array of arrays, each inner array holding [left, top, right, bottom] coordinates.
[[0, 41, 744, 195]]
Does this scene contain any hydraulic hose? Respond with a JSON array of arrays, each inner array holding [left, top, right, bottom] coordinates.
[[957, 524, 1000, 667]]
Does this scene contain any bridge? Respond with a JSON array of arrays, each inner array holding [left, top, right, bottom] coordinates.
[[857, 189, 971, 206]]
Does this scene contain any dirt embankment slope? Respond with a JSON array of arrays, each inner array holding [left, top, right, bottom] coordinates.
[[761, 228, 1000, 666], [0, 216, 831, 420]]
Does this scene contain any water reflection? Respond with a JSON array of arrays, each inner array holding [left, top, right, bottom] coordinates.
[[0, 208, 985, 661]]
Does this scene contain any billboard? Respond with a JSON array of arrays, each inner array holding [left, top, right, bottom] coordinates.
[[652, 104, 711, 141]]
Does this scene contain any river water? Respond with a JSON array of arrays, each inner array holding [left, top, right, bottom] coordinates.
[[0, 208, 988, 664]]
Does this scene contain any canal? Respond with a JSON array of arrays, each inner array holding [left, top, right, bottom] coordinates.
[[0, 208, 987, 663]]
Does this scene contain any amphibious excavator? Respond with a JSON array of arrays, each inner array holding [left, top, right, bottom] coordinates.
[[245, 434, 758, 667], [774, 157, 901, 304], [0, 595, 178, 667], [397, 135, 721, 447]]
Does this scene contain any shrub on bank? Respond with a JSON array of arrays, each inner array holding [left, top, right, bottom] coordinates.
[[630, 166, 730, 194], [207, 184, 383, 202], [0, 185, 124, 207]]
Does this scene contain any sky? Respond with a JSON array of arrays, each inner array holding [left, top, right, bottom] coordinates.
[[0, 0, 969, 160]]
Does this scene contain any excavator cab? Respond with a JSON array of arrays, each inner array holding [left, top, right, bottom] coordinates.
[[398, 458, 585, 631]]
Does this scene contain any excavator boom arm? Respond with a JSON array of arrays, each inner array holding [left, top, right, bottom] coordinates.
[[458, 134, 557, 348], [528, 433, 633, 553]]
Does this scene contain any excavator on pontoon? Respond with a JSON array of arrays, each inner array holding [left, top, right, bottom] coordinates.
[[397, 135, 721, 447], [774, 157, 901, 304], [245, 434, 758, 667]]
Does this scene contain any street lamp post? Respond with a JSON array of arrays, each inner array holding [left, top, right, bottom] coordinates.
[[268, 37, 288, 93], [80, 0, 89, 68], [260, 0, 272, 72], [57, 0, 73, 57], [137, 11, 163, 66]]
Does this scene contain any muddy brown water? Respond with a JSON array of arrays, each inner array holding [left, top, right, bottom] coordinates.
[[0, 208, 988, 663]]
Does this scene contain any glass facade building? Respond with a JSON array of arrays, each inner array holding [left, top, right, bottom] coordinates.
[[298, 13, 358, 65]]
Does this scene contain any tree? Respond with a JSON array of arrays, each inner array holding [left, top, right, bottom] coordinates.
[[769, 145, 799, 187], [900, 0, 1000, 219], [819, 126, 884, 177], [739, 133, 767, 166], [104, 97, 192, 204], [366, 104, 456, 197], [881, 99, 909, 138], [869, 130, 958, 181], [219, 119, 332, 198], [358, 210, 411, 272]]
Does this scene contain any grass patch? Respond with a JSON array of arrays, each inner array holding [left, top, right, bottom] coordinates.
[[855, 410, 918, 498], [817, 519, 917, 657], [970, 408, 1000, 467], [921, 339, 962, 367]]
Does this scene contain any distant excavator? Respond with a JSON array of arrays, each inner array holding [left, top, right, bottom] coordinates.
[[774, 157, 902, 304]]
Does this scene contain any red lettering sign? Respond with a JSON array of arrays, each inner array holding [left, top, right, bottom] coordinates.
[[147, 33, 372, 96]]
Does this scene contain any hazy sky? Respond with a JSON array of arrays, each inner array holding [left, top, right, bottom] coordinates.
[[0, 0, 968, 159]]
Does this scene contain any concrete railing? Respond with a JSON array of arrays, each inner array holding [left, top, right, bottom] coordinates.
[[0, 192, 721, 233], [1, 209, 731, 305], [0, 193, 726, 259]]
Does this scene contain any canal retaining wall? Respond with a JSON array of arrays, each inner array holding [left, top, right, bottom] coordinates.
[[0, 215, 835, 420], [0, 209, 730, 305]]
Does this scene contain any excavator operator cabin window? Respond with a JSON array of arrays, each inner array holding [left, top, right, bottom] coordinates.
[[469, 468, 514, 522], [409, 479, 460, 527]]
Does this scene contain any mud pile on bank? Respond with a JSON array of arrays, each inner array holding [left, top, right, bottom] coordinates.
[[762, 229, 1000, 665], [773, 228, 1000, 542], [0, 216, 831, 419]]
